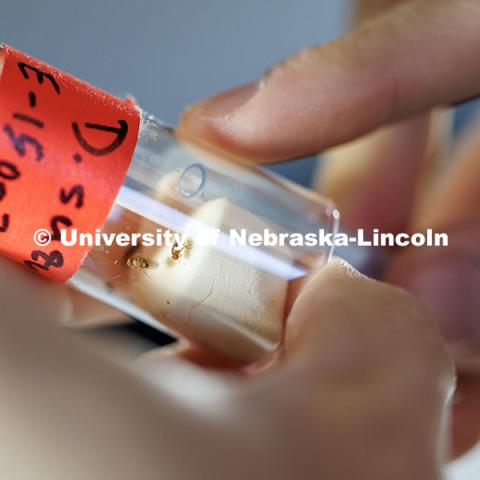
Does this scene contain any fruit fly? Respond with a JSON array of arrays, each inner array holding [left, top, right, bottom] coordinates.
[[126, 255, 159, 278], [171, 241, 182, 261], [170, 239, 192, 261]]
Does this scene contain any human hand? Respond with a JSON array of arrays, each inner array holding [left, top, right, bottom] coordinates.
[[179, 0, 480, 457], [0, 255, 453, 480], [0, 1, 471, 477]]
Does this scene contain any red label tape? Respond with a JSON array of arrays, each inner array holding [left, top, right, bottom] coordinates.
[[0, 45, 140, 281]]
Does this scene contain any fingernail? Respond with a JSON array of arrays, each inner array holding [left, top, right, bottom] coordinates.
[[390, 252, 480, 344], [187, 82, 258, 118]]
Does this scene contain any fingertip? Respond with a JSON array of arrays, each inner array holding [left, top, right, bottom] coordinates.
[[285, 256, 453, 387], [183, 83, 259, 119], [179, 82, 270, 161], [284, 258, 368, 352]]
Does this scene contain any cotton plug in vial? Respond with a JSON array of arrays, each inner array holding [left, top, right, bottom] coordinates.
[[0, 45, 339, 364]]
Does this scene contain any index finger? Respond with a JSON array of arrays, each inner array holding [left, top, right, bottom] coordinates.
[[180, 0, 480, 162]]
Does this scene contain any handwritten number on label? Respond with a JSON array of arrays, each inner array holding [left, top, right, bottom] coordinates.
[[50, 215, 73, 241], [60, 185, 84, 209], [28, 92, 36, 108], [24, 250, 64, 272], [13, 113, 44, 129], [72, 120, 128, 156], [0, 214, 9, 232], [4, 124, 43, 161], [0, 160, 20, 205], [17, 63, 61, 95], [0, 160, 21, 180]]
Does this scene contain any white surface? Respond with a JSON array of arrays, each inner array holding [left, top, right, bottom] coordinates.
[[446, 444, 480, 479], [136, 197, 287, 336], [132, 197, 289, 361]]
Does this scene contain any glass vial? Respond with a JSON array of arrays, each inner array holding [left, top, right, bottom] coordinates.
[[69, 112, 339, 363]]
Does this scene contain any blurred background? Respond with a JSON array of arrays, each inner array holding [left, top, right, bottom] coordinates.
[[0, 0, 478, 477], [1, 0, 349, 185]]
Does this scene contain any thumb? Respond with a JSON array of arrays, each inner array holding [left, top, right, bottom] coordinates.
[[180, 0, 480, 162], [282, 258, 455, 475]]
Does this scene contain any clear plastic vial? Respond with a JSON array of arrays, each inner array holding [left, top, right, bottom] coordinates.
[[69, 112, 339, 363]]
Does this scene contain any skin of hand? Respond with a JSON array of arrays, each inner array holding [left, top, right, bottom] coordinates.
[[0, 1, 471, 478], [0, 255, 453, 480], [179, 0, 480, 456]]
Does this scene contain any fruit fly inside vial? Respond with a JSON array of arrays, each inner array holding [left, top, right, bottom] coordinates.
[[126, 255, 159, 271], [170, 241, 182, 261], [71, 117, 339, 364], [170, 238, 192, 261]]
